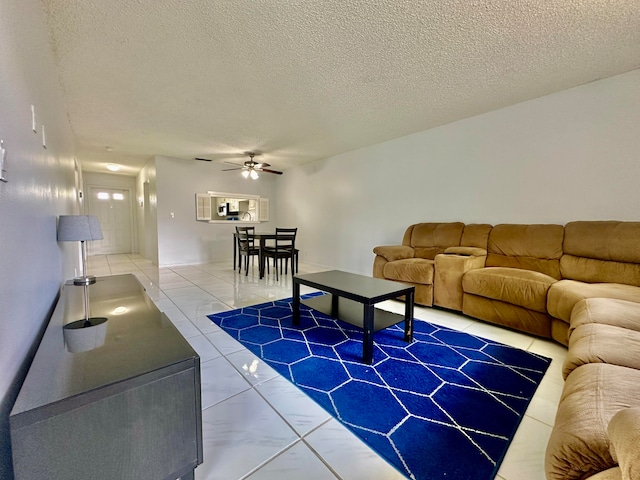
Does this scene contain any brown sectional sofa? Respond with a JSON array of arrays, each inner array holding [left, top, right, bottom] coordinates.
[[373, 220, 640, 480]]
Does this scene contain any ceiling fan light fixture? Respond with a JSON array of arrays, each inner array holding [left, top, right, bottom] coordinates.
[[250, 169, 259, 180], [241, 169, 250, 178]]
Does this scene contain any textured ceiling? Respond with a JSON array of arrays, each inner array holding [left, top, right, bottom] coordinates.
[[41, 0, 640, 175]]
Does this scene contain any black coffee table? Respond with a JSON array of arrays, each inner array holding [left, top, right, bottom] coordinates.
[[292, 270, 415, 364]]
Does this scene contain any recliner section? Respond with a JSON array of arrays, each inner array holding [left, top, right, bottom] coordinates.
[[374, 220, 640, 346], [373, 220, 640, 480]]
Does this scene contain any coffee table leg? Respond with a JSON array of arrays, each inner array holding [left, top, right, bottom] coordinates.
[[292, 279, 301, 325], [331, 294, 339, 318], [363, 304, 374, 364], [404, 288, 414, 342]]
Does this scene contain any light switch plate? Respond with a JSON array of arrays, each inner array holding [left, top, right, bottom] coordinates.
[[0, 139, 7, 182], [31, 105, 37, 133]]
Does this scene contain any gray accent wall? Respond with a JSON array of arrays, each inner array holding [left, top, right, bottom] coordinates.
[[0, 0, 78, 477]]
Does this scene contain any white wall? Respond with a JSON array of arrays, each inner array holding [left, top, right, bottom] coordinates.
[[0, 0, 78, 476], [137, 158, 159, 263], [276, 69, 640, 275], [154, 156, 279, 266]]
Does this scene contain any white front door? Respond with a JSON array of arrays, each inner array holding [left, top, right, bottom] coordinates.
[[88, 187, 133, 255]]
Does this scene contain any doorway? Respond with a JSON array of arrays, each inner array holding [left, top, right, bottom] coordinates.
[[88, 186, 133, 255]]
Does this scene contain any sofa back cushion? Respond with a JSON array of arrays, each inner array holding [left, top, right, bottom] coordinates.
[[461, 224, 493, 249], [486, 224, 564, 279], [561, 221, 640, 286], [402, 222, 464, 259]]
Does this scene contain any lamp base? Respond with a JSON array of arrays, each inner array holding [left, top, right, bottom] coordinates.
[[73, 275, 97, 286]]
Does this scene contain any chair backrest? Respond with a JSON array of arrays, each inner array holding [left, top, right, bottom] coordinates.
[[236, 226, 255, 250], [275, 227, 297, 251]]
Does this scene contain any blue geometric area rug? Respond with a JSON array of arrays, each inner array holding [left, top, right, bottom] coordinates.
[[208, 294, 551, 480]]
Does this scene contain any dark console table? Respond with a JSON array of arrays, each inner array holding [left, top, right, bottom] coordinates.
[[10, 274, 202, 480]]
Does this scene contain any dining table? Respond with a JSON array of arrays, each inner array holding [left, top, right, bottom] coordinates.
[[232, 231, 278, 279]]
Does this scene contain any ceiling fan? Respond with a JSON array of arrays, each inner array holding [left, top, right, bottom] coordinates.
[[195, 152, 283, 179]]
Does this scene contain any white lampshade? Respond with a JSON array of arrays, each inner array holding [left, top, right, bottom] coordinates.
[[57, 215, 103, 242], [250, 169, 259, 180], [57, 215, 103, 286]]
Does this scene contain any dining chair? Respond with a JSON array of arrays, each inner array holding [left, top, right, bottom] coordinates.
[[236, 226, 259, 275], [264, 227, 297, 279]]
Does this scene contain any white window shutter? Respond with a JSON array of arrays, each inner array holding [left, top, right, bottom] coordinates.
[[259, 198, 269, 222], [195, 193, 211, 221]]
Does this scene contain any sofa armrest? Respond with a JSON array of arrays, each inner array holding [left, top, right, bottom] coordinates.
[[434, 253, 487, 311], [444, 246, 488, 256], [608, 407, 640, 480], [373, 245, 415, 262]]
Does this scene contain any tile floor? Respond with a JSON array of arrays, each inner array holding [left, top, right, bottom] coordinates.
[[87, 254, 567, 480]]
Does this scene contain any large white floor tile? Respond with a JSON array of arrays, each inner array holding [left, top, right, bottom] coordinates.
[[200, 356, 251, 409], [255, 376, 332, 437], [186, 334, 223, 364], [179, 300, 231, 319], [164, 308, 203, 339], [191, 315, 224, 335], [462, 321, 536, 350], [244, 440, 338, 480], [524, 376, 564, 427], [497, 416, 552, 480], [225, 349, 280, 386], [197, 389, 298, 480], [205, 330, 246, 356], [305, 419, 407, 480]]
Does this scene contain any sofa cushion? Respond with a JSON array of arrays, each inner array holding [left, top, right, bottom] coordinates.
[[462, 267, 557, 312], [545, 363, 640, 480], [560, 255, 640, 287], [462, 294, 553, 338], [561, 221, 640, 286], [608, 407, 640, 480], [563, 221, 640, 263], [570, 298, 640, 337], [563, 323, 640, 379], [405, 223, 464, 259], [486, 224, 564, 279], [547, 280, 640, 322], [460, 223, 492, 248], [383, 258, 434, 284]]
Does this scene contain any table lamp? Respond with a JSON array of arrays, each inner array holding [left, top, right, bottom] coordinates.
[[57, 215, 103, 285], [57, 215, 108, 344]]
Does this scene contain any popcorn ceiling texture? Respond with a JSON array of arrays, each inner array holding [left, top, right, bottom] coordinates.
[[40, 0, 640, 172]]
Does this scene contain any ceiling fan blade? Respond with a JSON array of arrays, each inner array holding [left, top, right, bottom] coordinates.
[[222, 167, 244, 171], [223, 161, 245, 167], [195, 157, 212, 162], [259, 168, 283, 175]]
